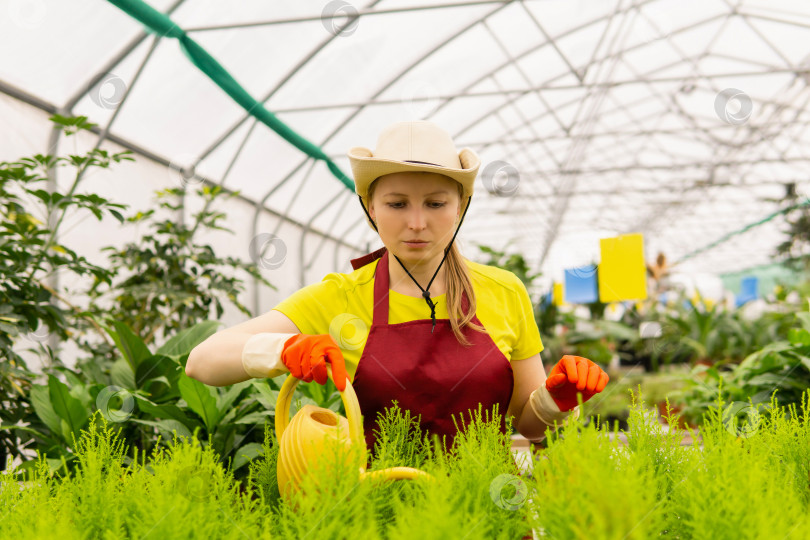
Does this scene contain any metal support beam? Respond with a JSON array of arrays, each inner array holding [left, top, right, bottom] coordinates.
[[185, 0, 515, 32]]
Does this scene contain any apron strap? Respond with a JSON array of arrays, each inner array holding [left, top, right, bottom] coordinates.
[[350, 246, 387, 271]]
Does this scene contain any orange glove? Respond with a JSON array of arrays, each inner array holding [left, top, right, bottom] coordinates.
[[281, 334, 351, 392], [545, 355, 609, 412]]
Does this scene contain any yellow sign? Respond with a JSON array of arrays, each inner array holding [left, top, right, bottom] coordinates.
[[552, 282, 565, 306], [598, 233, 648, 303]]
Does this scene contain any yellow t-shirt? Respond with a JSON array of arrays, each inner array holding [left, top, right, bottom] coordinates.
[[272, 257, 544, 378]]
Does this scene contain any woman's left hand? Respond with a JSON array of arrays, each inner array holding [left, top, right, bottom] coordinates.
[[545, 355, 609, 412]]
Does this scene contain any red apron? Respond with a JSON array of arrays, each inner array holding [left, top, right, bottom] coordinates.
[[349, 248, 514, 452]]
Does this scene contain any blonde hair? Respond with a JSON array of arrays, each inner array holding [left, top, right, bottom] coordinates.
[[368, 178, 487, 346]]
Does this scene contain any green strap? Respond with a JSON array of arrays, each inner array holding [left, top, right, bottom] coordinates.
[[106, 0, 355, 191], [676, 197, 810, 264]]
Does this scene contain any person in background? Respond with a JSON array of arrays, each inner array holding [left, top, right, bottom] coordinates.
[[647, 251, 672, 295]]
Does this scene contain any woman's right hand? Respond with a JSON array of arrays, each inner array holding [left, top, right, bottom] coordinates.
[[281, 334, 351, 392]]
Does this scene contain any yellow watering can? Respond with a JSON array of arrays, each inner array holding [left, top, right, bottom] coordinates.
[[275, 367, 433, 501]]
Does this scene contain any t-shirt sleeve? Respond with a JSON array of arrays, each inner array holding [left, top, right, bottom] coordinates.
[[510, 276, 544, 360], [271, 273, 347, 336]]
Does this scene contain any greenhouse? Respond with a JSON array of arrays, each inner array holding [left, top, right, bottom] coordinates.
[[2, 0, 810, 538]]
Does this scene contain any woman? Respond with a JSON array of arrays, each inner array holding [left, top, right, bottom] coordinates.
[[185, 121, 609, 450]]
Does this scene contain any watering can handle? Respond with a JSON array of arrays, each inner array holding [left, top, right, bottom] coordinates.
[[275, 366, 366, 452]]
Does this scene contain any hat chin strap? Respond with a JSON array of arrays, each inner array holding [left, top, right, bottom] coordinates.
[[358, 195, 472, 333]]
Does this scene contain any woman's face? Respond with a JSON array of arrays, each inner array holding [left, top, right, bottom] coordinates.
[[369, 171, 462, 264]]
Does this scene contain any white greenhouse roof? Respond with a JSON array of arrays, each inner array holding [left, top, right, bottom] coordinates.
[[3, 0, 810, 307]]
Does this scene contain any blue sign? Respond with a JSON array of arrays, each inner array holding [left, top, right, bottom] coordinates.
[[735, 276, 759, 307], [563, 266, 599, 304]]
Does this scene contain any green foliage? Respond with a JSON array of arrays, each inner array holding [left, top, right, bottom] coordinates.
[[235, 402, 531, 539], [533, 415, 665, 538], [672, 310, 810, 425], [0, 115, 132, 469], [473, 242, 542, 290], [81, 184, 274, 349], [0, 115, 286, 476], [529, 391, 810, 539], [663, 392, 810, 539], [541, 283, 803, 375], [580, 372, 686, 430], [369, 401, 431, 470], [1, 414, 265, 538], [0, 116, 131, 355], [4, 392, 809, 538], [647, 290, 794, 369], [2, 317, 277, 479], [773, 188, 810, 272], [247, 422, 281, 505]]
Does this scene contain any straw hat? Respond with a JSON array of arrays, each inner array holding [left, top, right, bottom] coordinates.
[[347, 121, 480, 230]]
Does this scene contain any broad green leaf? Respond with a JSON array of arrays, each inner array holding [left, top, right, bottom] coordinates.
[[788, 327, 810, 346], [130, 418, 192, 441], [216, 381, 251, 415], [47, 374, 90, 444], [178, 375, 219, 432], [759, 353, 784, 372], [751, 389, 778, 404], [326, 393, 343, 412], [739, 342, 793, 368], [106, 319, 152, 371], [303, 380, 327, 405], [110, 358, 136, 389], [593, 320, 639, 342], [212, 425, 237, 457], [250, 380, 280, 409], [232, 443, 264, 470], [143, 377, 175, 401], [796, 312, 810, 333], [745, 373, 807, 391], [29, 385, 62, 437], [794, 353, 810, 374], [134, 396, 198, 431], [232, 411, 275, 425], [217, 406, 243, 426], [50, 456, 72, 474], [0, 424, 44, 436], [135, 355, 181, 389], [679, 337, 707, 358], [58, 370, 93, 408], [156, 320, 221, 359]]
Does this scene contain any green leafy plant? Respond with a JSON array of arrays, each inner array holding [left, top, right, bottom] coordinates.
[[530, 391, 810, 538], [580, 372, 687, 431], [609, 287, 798, 373], [1, 115, 287, 473], [5, 391, 809, 538], [672, 311, 810, 425], [0, 115, 130, 356], [74, 183, 276, 372], [0, 114, 131, 469], [473, 242, 542, 291], [773, 186, 810, 273], [4, 318, 278, 478]]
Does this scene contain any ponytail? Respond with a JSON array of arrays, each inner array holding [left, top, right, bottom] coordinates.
[[444, 239, 487, 346]]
